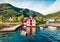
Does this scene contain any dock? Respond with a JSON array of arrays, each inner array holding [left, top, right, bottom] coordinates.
[[47, 23, 60, 27], [0, 25, 21, 32]]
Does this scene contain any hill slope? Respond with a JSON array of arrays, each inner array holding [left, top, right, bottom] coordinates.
[[0, 3, 42, 17], [44, 11, 60, 18]]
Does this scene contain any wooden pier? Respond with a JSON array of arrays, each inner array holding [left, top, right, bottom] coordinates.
[[0, 25, 21, 32]]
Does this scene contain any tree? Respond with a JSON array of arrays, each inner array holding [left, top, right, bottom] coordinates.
[[0, 15, 3, 21], [18, 15, 24, 23]]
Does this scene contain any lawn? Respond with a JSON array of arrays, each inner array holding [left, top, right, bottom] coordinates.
[[37, 24, 46, 27]]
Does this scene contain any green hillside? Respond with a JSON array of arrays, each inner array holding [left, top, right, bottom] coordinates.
[[0, 3, 42, 17], [44, 11, 60, 18]]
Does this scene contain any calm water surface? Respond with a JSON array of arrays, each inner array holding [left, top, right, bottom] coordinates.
[[0, 28, 60, 42]]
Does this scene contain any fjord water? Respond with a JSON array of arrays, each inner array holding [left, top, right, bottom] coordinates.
[[0, 28, 60, 42]]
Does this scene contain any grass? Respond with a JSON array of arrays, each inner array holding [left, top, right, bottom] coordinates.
[[37, 24, 46, 27]]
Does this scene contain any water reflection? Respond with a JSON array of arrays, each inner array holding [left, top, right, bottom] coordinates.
[[0, 28, 60, 42]]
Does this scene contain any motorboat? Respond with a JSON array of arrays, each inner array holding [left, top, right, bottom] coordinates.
[[48, 26, 57, 30]]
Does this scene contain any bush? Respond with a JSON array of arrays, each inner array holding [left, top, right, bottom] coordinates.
[[36, 18, 44, 25]]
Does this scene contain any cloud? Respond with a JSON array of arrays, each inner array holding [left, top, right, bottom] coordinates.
[[43, 0, 60, 15], [10, 1, 32, 8], [0, 0, 12, 3]]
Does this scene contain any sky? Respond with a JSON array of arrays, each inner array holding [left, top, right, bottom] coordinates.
[[0, 0, 60, 15]]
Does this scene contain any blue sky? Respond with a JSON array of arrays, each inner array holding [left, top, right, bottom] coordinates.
[[0, 0, 60, 15], [11, 0, 56, 8]]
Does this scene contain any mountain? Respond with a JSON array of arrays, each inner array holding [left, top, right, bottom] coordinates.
[[0, 3, 42, 17], [44, 11, 60, 18]]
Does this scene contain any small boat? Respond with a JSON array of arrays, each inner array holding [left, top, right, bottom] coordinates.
[[48, 26, 57, 30], [40, 27, 44, 30]]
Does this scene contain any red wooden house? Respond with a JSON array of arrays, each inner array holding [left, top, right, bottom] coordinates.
[[21, 17, 36, 35]]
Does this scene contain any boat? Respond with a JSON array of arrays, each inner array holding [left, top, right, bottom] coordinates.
[[48, 26, 57, 30], [40, 27, 44, 30]]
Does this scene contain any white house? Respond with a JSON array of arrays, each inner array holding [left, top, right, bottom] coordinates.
[[48, 19, 55, 22]]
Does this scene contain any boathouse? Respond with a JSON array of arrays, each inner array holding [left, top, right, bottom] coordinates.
[[27, 16, 36, 35], [22, 16, 36, 35]]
